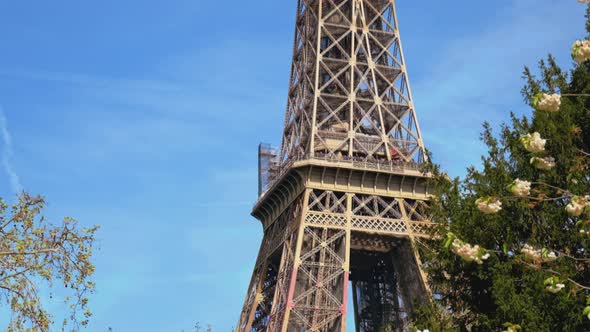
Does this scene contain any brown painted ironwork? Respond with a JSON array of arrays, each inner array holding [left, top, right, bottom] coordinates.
[[239, 1, 433, 331]]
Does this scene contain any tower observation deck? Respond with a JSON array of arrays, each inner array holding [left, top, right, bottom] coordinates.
[[239, 1, 435, 331]]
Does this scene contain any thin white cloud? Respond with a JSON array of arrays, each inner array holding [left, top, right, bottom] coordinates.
[[411, 0, 584, 176], [0, 107, 23, 193]]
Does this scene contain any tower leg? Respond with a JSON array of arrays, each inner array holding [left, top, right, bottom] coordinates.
[[266, 227, 300, 331], [236, 244, 270, 332], [280, 223, 349, 331], [239, 188, 434, 332], [237, 198, 301, 332]]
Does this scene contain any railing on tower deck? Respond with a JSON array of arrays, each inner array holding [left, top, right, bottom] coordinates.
[[256, 150, 426, 203], [309, 152, 423, 172]]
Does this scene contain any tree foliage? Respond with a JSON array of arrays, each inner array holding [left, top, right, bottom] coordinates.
[[0, 193, 98, 331], [413, 4, 590, 332]]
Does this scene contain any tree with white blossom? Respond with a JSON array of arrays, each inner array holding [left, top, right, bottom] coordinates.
[[411, 2, 590, 331]]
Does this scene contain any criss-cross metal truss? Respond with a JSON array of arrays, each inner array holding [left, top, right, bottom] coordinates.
[[238, 1, 434, 331], [280, 0, 425, 165], [237, 167, 435, 331]]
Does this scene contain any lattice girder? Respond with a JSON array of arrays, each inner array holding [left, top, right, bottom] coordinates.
[[280, 0, 426, 164], [239, 184, 434, 332]]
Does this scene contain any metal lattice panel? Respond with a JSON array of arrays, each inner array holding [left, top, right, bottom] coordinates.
[[238, 196, 305, 331], [408, 222, 435, 237], [256, 196, 304, 268], [404, 199, 429, 222], [280, 0, 425, 165], [309, 190, 348, 214], [352, 194, 403, 219], [239, 188, 434, 331], [288, 227, 347, 331], [306, 211, 347, 227], [267, 229, 300, 331], [351, 216, 406, 234]]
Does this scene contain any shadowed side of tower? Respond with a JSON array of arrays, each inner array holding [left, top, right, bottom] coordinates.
[[237, 1, 435, 331]]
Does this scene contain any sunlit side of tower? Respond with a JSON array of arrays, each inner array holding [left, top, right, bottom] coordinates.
[[237, 1, 435, 331]]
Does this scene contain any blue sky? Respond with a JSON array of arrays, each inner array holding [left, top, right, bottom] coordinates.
[[0, 0, 586, 331]]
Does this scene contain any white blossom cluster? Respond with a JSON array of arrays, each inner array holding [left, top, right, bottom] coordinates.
[[572, 40, 590, 63], [476, 197, 503, 214], [545, 277, 565, 294], [530, 156, 556, 170], [451, 239, 490, 264], [566, 195, 590, 217], [508, 179, 532, 197], [521, 244, 557, 263], [520, 132, 546, 153], [417, 330, 430, 332], [547, 283, 566, 294], [533, 93, 561, 113]]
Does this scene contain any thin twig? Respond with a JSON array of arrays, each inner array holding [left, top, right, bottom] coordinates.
[[0, 218, 15, 233], [562, 93, 590, 97], [0, 248, 59, 257], [554, 250, 590, 263], [0, 265, 44, 283], [0, 284, 25, 299], [532, 181, 570, 193], [519, 259, 590, 291], [499, 195, 570, 202]]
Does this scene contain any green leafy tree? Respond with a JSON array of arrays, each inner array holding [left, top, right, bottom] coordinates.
[[0, 193, 98, 331], [413, 3, 590, 331]]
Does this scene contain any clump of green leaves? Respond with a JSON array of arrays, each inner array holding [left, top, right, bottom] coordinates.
[[0, 193, 99, 331]]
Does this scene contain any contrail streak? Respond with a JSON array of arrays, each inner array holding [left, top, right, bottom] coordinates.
[[0, 107, 23, 194]]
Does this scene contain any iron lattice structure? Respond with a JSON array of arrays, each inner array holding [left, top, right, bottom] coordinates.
[[280, 0, 425, 165], [240, 1, 433, 331]]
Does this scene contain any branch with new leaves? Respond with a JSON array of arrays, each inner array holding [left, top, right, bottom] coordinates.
[[0, 193, 99, 331]]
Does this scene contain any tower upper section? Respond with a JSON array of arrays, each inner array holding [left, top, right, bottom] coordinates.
[[279, 0, 426, 168]]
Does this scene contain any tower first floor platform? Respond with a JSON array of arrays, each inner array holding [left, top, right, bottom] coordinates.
[[237, 160, 436, 332]]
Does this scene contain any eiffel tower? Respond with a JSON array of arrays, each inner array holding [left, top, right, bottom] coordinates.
[[237, 1, 435, 331]]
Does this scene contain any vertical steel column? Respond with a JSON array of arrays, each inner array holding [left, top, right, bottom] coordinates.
[[279, 189, 311, 332], [308, 0, 324, 158]]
